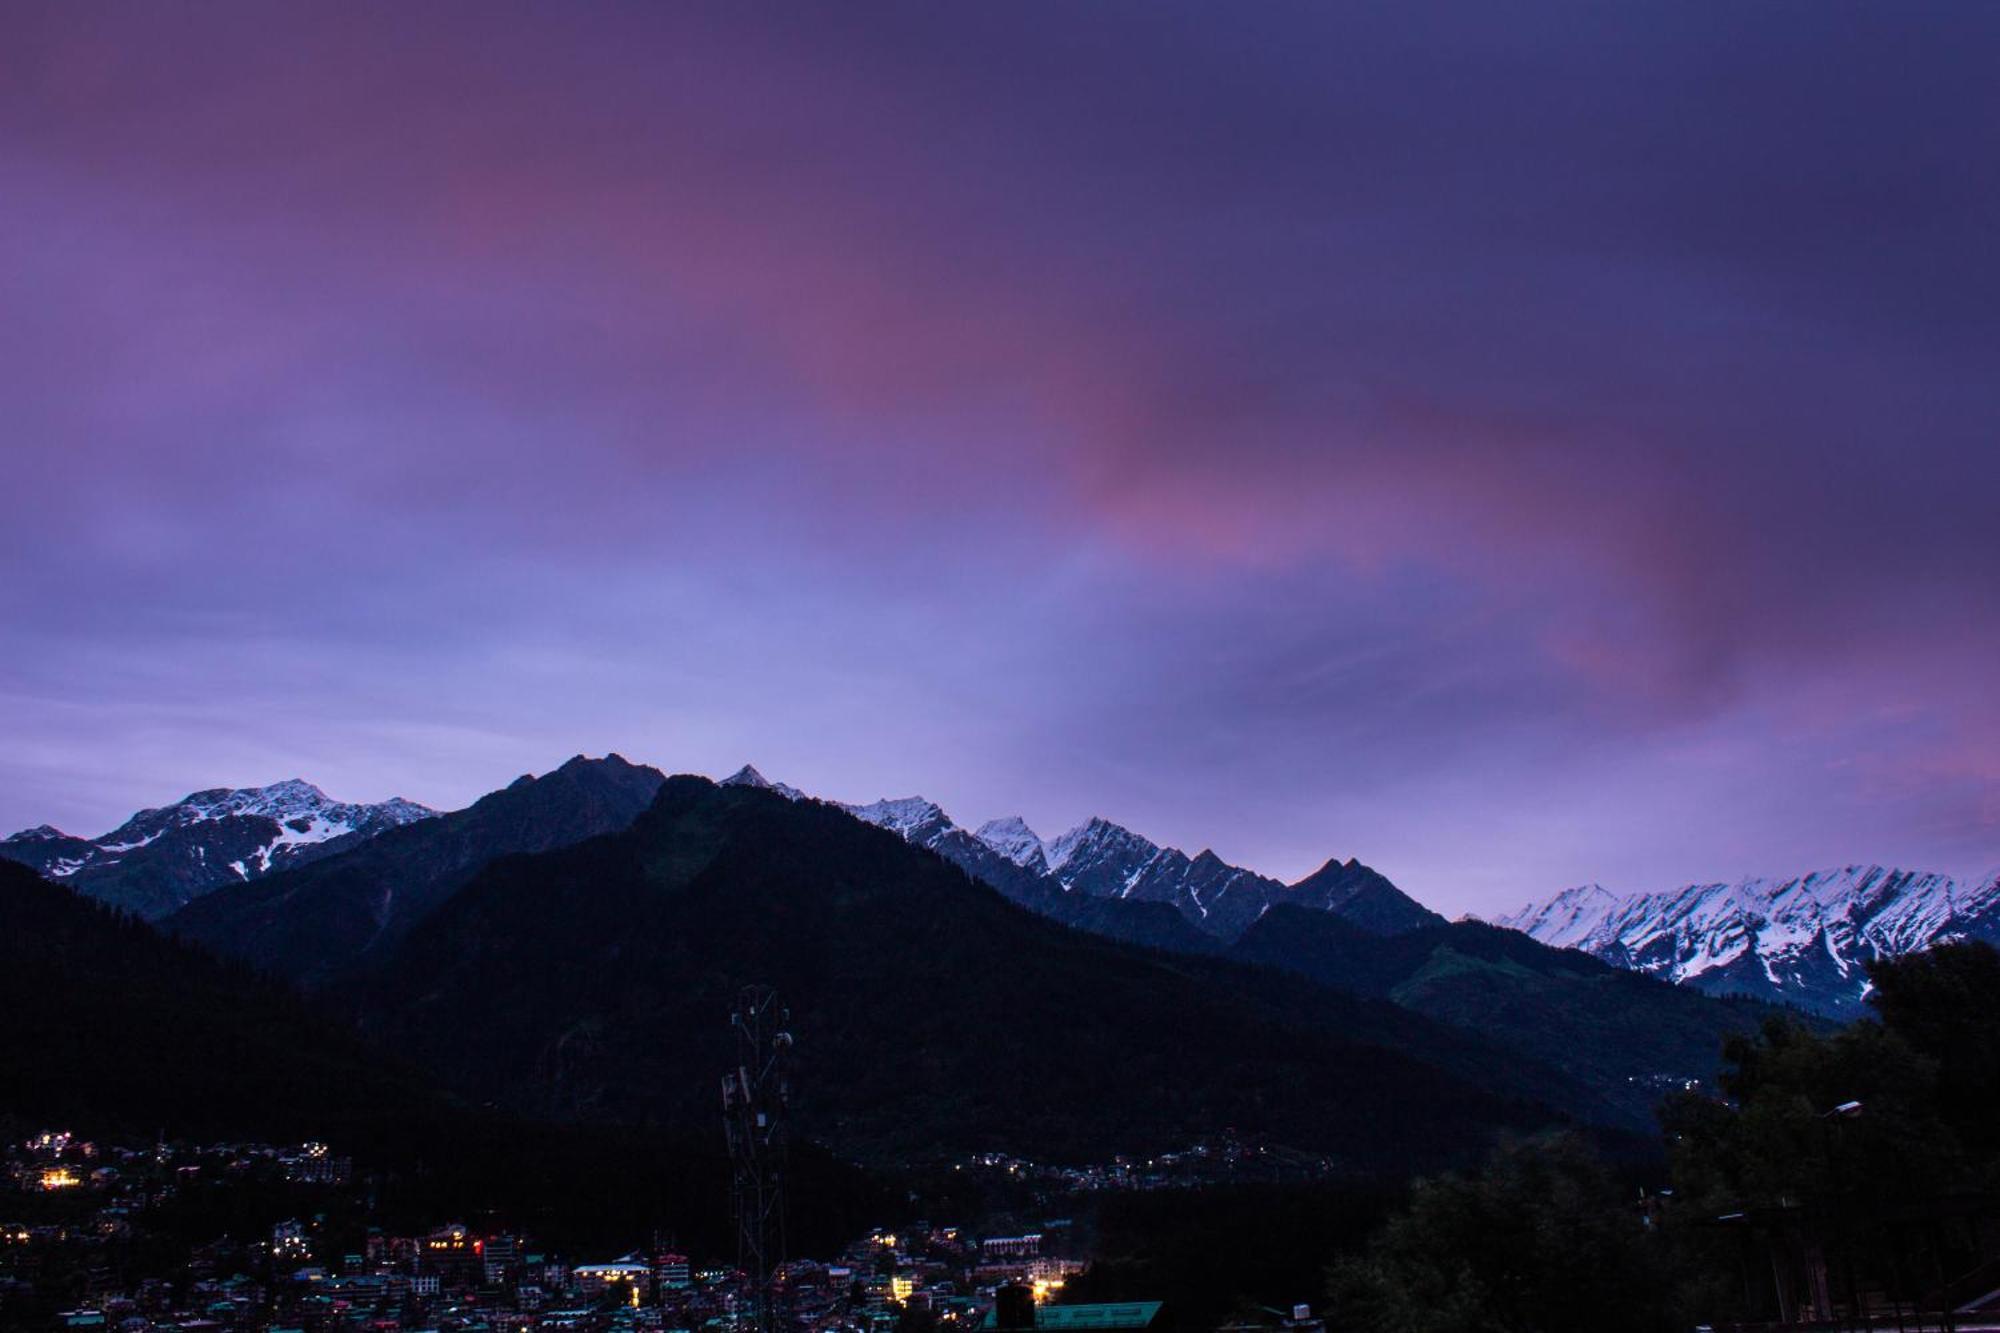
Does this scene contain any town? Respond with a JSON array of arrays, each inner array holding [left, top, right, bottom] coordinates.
[[0, 1131, 1185, 1333]]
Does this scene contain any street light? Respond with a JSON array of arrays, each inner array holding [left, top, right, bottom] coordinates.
[[1818, 1100, 1864, 1329]]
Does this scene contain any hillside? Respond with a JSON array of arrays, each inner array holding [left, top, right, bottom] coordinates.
[[1231, 907, 1776, 1121], [0, 857, 882, 1255], [0, 857, 438, 1141], [357, 776, 1589, 1167]]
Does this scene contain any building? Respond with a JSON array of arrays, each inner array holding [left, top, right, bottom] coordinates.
[[654, 1249, 692, 1290], [575, 1255, 654, 1302], [981, 1235, 1042, 1262]]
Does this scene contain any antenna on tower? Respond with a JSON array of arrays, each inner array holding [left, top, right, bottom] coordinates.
[[723, 984, 792, 1333]]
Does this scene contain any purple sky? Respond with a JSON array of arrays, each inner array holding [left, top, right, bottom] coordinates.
[[4, 3, 1997, 915]]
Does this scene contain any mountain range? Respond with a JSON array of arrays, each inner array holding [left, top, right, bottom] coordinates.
[[717, 769, 1769, 1118], [1497, 865, 2000, 1017], [5, 756, 1781, 1148], [166, 754, 666, 990], [727, 764, 1443, 944], [350, 774, 1581, 1165], [0, 779, 433, 920], [2, 761, 1597, 1169]]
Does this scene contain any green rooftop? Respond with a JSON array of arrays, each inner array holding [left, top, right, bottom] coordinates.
[[982, 1302, 1162, 1330]]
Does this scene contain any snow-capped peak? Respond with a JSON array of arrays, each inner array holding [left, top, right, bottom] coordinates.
[[1494, 883, 1619, 950], [847, 796, 950, 841], [1496, 864, 2000, 1016], [101, 778, 436, 842], [973, 816, 1047, 869], [720, 765, 805, 801], [0, 779, 438, 920], [1045, 817, 1158, 876], [168, 778, 328, 824]]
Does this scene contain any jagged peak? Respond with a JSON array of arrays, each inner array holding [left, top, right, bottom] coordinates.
[[846, 795, 950, 839], [1045, 816, 1155, 873], [486, 756, 665, 809], [376, 796, 434, 819], [5, 823, 73, 843], [1498, 863, 1990, 1014], [720, 765, 805, 801], [556, 751, 642, 774], [973, 816, 1047, 867], [1292, 854, 1372, 886]]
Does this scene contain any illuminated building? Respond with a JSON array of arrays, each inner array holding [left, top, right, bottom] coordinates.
[[484, 1232, 523, 1283], [575, 1256, 654, 1301], [981, 1235, 1041, 1261], [420, 1223, 482, 1283], [655, 1250, 692, 1289]]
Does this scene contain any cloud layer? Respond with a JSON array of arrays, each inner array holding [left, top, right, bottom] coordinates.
[[4, 3, 1996, 912]]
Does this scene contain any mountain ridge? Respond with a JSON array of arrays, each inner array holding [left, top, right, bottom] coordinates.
[[166, 754, 666, 990], [717, 766, 1443, 943], [1, 779, 435, 920], [1496, 863, 2000, 1016], [356, 774, 1595, 1164]]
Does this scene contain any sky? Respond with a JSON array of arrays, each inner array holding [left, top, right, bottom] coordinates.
[[3, 2, 1997, 915]]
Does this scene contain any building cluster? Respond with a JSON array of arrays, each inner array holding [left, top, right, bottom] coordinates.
[[0, 1133, 1100, 1333], [6, 1133, 352, 1201], [953, 1135, 1337, 1195]]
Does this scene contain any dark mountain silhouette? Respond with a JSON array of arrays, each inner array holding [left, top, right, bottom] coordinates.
[[0, 856, 884, 1255], [355, 776, 1597, 1167], [832, 786, 1440, 943], [1230, 906, 1774, 1121], [91, 753, 1755, 1149], [0, 856, 437, 1141], [167, 754, 664, 990], [1286, 857, 1445, 935]]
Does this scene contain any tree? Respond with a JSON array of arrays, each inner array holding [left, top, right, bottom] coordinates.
[[1327, 1133, 1674, 1333], [1656, 943, 2000, 1326], [1660, 1013, 1959, 1217], [1865, 942, 2000, 1170]]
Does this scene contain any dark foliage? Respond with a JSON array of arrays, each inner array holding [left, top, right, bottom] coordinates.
[[0, 859, 886, 1257], [1060, 1180, 1405, 1333], [1864, 941, 2000, 1162], [1327, 1133, 1676, 1333], [1306, 941, 2000, 1332], [0, 858, 432, 1142]]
